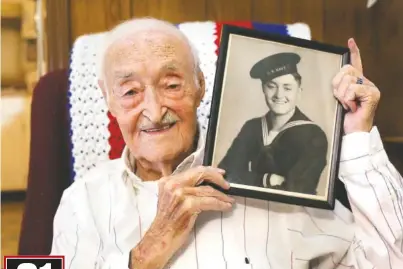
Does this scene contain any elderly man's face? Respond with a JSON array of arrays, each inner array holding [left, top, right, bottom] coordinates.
[[100, 31, 204, 165], [262, 74, 301, 115]]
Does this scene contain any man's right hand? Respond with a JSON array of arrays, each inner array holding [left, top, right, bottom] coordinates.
[[130, 166, 234, 269]]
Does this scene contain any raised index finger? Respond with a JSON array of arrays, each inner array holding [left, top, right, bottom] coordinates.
[[348, 38, 363, 74]]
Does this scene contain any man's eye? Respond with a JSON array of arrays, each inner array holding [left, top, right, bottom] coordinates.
[[284, 88, 292, 91], [167, 84, 180, 90], [123, 89, 137, 96]]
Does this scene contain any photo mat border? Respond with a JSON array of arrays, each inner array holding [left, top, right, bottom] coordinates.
[[203, 24, 350, 210]]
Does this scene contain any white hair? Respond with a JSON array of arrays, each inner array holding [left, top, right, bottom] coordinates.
[[97, 17, 201, 90]]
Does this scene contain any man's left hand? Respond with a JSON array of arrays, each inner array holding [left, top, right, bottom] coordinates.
[[332, 38, 381, 134]]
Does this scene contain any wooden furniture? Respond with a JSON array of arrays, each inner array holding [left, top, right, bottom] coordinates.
[[1, 0, 39, 91], [1, 90, 31, 191], [1, 0, 39, 192]]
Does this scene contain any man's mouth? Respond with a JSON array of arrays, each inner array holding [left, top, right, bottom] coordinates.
[[142, 122, 176, 134], [272, 99, 288, 104]]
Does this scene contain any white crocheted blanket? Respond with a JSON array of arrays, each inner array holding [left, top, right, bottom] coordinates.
[[68, 21, 312, 182]]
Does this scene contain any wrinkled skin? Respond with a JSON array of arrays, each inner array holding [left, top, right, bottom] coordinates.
[[98, 30, 234, 269], [332, 38, 380, 134], [100, 30, 204, 179]]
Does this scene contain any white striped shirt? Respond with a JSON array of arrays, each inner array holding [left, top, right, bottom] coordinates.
[[51, 126, 403, 269]]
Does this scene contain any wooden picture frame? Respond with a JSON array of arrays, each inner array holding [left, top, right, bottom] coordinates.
[[203, 24, 350, 210]]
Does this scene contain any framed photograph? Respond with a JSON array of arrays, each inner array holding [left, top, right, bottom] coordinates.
[[204, 24, 350, 210]]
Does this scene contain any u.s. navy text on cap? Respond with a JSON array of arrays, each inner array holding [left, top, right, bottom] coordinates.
[[250, 52, 301, 82]]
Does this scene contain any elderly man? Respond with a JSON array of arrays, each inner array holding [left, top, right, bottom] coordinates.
[[51, 18, 403, 269]]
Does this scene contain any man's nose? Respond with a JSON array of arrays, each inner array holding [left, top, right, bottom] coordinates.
[[142, 87, 167, 122], [274, 88, 285, 98]]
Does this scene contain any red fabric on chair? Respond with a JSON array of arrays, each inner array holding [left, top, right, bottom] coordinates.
[[18, 69, 72, 255]]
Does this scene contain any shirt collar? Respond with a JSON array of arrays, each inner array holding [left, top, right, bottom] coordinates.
[[121, 125, 205, 187]]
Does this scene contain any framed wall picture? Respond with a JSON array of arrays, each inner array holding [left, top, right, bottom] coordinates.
[[203, 24, 350, 210]]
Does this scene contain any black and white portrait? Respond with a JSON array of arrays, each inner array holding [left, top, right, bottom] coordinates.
[[205, 25, 348, 209]]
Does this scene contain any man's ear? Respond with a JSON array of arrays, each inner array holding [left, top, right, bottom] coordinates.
[[98, 79, 116, 117], [297, 87, 303, 101], [195, 71, 206, 106]]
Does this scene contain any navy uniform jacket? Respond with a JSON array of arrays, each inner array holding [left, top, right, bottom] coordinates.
[[218, 108, 328, 195]]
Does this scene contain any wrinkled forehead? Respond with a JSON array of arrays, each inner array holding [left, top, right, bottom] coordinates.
[[103, 31, 194, 78]]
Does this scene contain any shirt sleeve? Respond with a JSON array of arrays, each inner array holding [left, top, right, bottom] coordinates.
[[337, 126, 403, 268], [50, 185, 131, 269]]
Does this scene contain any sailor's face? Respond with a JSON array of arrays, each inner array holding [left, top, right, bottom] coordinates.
[[263, 74, 301, 115]]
